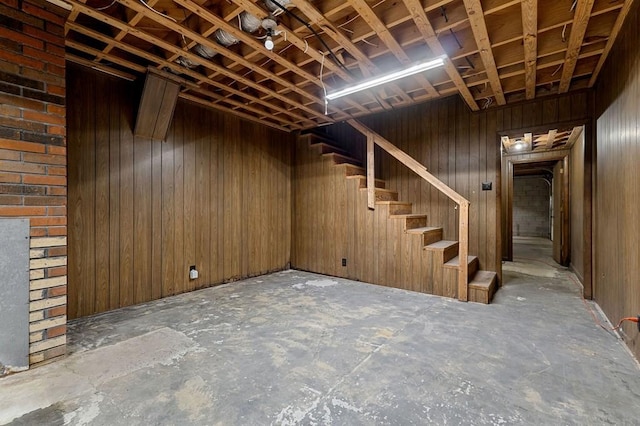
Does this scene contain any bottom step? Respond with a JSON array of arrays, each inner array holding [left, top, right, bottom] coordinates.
[[469, 270, 497, 304]]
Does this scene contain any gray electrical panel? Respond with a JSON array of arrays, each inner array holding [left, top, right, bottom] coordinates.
[[0, 219, 30, 374]]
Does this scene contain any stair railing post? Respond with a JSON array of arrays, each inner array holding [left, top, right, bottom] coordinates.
[[367, 134, 375, 210], [458, 201, 469, 302]]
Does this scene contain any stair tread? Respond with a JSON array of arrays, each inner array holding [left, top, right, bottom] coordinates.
[[425, 240, 458, 250], [406, 226, 442, 234], [389, 214, 427, 219], [469, 270, 497, 289], [323, 152, 360, 163], [359, 187, 397, 194], [376, 201, 411, 205], [311, 141, 348, 155], [443, 255, 478, 267], [346, 174, 385, 184]]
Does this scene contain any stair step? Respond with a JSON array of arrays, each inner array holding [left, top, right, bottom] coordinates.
[[424, 240, 459, 262], [323, 152, 361, 166], [336, 163, 366, 176], [405, 226, 443, 246], [469, 271, 498, 304], [376, 201, 412, 215], [443, 255, 479, 280], [311, 141, 349, 156], [346, 174, 386, 189], [389, 214, 427, 230], [359, 187, 398, 201]]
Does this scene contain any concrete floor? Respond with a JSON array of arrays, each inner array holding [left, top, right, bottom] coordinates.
[[1, 238, 639, 425]]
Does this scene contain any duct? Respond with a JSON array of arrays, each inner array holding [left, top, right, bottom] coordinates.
[[194, 44, 217, 59], [175, 56, 197, 69], [214, 29, 239, 47], [239, 12, 262, 33], [264, 0, 290, 14]]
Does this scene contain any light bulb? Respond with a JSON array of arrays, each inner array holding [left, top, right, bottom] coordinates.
[[265, 35, 274, 51]]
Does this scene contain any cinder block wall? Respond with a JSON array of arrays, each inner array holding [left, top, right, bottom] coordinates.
[[0, 0, 69, 367], [513, 177, 550, 238]]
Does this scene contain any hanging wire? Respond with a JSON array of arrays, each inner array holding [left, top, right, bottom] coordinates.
[[139, 0, 187, 45], [95, 0, 117, 11], [320, 53, 328, 115], [551, 64, 563, 76]]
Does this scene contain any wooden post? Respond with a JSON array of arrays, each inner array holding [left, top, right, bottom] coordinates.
[[367, 134, 375, 210], [458, 201, 469, 302]]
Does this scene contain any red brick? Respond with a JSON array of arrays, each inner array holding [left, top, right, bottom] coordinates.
[[46, 325, 67, 339], [47, 166, 66, 176], [30, 227, 47, 237], [0, 160, 46, 174], [23, 110, 66, 126], [48, 246, 66, 256], [47, 286, 67, 297], [0, 27, 44, 49], [47, 266, 67, 278], [23, 25, 61, 46], [0, 105, 21, 118], [0, 49, 44, 71], [46, 305, 66, 318], [31, 216, 66, 226], [47, 125, 66, 136], [0, 172, 22, 183], [23, 175, 65, 185], [21, 2, 66, 26], [47, 186, 66, 196], [48, 226, 66, 236], [21, 67, 64, 86], [0, 115, 46, 134], [47, 145, 66, 155], [3, 0, 19, 7], [46, 43, 65, 59], [0, 139, 46, 154], [46, 63, 64, 77], [0, 149, 21, 161], [0, 205, 46, 216], [46, 84, 65, 96], [0, 93, 46, 112], [46, 104, 65, 116], [23, 46, 65, 67], [48, 206, 66, 215], [23, 152, 66, 165], [24, 195, 65, 205], [0, 194, 22, 204]]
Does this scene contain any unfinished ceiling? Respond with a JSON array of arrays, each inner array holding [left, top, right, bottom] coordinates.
[[64, 0, 633, 132], [501, 125, 582, 153]]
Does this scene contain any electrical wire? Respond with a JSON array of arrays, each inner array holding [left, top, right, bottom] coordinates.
[[266, 0, 354, 78], [139, 0, 187, 46], [613, 317, 639, 330], [319, 53, 328, 115], [95, 0, 117, 11]]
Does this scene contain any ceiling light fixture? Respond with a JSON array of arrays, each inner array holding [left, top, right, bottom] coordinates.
[[326, 57, 446, 100], [265, 33, 274, 51]]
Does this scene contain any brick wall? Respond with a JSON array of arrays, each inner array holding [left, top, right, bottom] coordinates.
[[0, 0, 69, 368], [513, 176, 551, 238]]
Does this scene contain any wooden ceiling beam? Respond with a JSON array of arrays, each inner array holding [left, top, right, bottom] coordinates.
[[64, 20, 314, 128], [347, 0, 439, 99], [402, 0, 478, 111], [524, 132, 533, 151], [558, 0, 596, 93], [521, 0, 537, 100], [462, 0, 506, 105], [171, 0, 356, 119], [545, 129, 557, 149], [290, 0, 412, 105], [91, 0, 335, 123], [589, 0, 634, 87], [565, 126, 583, 149], [66, 53, 137, 80]]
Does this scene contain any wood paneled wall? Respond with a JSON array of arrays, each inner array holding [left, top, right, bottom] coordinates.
[[594, 0, 640, 359], [67, 64, 292, 319]]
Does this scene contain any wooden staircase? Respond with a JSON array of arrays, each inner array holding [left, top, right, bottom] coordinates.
[[300, 132, 497, 304]]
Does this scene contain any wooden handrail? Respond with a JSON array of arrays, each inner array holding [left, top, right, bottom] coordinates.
[[347, 119, 470, 301]]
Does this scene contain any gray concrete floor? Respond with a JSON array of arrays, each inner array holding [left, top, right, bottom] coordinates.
[[1, 238, 639, 425]]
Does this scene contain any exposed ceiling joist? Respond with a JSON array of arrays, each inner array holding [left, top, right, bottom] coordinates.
[[62, 0, 633, 129]]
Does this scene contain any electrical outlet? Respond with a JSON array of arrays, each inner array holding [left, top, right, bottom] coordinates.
[[341, 258, 347, 267], [189, 265, 198, 280], [482, 182, 492, 191]]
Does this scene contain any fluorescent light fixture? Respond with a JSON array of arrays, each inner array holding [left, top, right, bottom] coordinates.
[[326, 57, 446, 100]]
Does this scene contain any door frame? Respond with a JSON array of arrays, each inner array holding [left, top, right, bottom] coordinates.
[[498, 120, 593, 299]]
